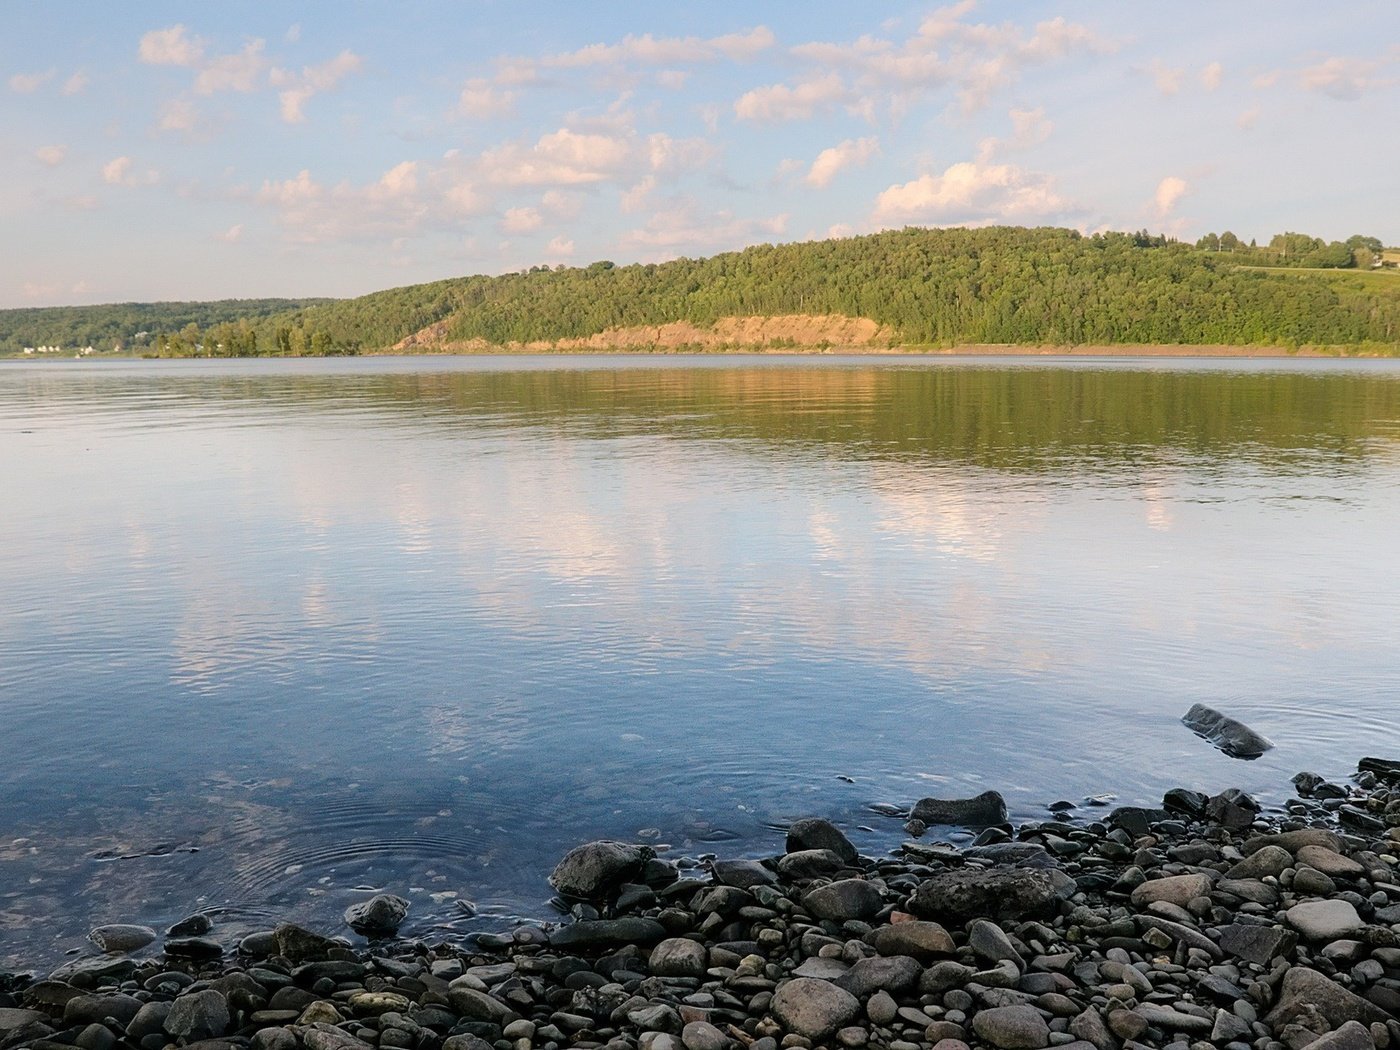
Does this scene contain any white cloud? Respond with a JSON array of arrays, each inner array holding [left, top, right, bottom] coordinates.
[[9, 69, 55, 93], [545, 236, 575, 259], [1200, 61, 1223, 91], [285, 24, 302, 44], [1154, 175, 1187, 216], [781, 9, 1114, 118], [22, 281, 61, 301], [872, 160, 1070, 225], [35, 145, 67, 167], [735, 73, 848, 122], [542, 26, 774, 69], [480, 128, 633, 186], [158, 97, 201, 133], [219, 224, 243, 243], [61, 71, 89, 96], [805, 136, 880, 188], [1298, 56, 1390, 101], [1147, 59, 1183, 96], [500, 207, 543, 233], [1007, 106, 1052, 148], [195, 40, 267, 94], [1236, 106, 1260, 130], [459, 77, 515, 119], [101, 156, 159, 187], [272, 50, 364, 122], [619, 199, 788, 257], [541, 189, 582, 219], [102, 156, 132, 184], [139, 25, 206, 67]]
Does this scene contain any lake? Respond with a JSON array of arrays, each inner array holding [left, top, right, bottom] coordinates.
[[3, 354, 1400, 969]]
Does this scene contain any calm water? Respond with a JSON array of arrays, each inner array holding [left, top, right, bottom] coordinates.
[[3, 354, 1400, 968]]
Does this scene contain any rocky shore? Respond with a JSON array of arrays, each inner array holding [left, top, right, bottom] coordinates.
[[7, 757, 1400, 1050]]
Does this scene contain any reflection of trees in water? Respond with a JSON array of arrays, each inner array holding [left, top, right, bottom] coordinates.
[[12, 363, 1399, 474]]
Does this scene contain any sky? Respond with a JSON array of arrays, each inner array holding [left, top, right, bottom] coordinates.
[[3, 2, 1398, 308]]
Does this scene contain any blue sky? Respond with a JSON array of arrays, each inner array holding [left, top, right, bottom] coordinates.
[[3, 2, 1397, 307]]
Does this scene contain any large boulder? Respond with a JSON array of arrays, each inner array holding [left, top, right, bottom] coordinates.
[[548, 841, 652, 899], [1265, 967, 1390, 1030], [972, 1005, 1050, 1049], [911, 790, 1008, 827], [785, 818, 858, 864], [865, 920, 955, 960], [163, 990, 230, 1042], [1181, 703, 1273, 758]]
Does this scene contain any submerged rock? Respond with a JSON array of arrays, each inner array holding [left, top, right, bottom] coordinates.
[[1181, 703, 1273, 758], [344, 893, 410, 937], [910, 790, 1008, 827]]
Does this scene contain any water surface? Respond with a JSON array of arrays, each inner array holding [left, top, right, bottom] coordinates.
[[3, 354, 1400, 968]]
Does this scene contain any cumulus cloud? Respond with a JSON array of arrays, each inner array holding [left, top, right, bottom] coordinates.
[[735, 73, 848, 122], [544, 236, 575, 259], [158, 97, 201, 133], [805, 137, 880, 188], [1298, 56, 1391, 100], [272, 50, 364, 122], [500, 207, 544, 233], [61, 71, 89, 95], [139, 25, 206, 66], [101, 156, 159, 187], [218, 224, 243, 242], [1200, 61, 1223, 91], [1154, 176, 1187, 216], [9, 69, 55, 93], [554, 27, 774, 68], [102, 156, 132, 184], [619, 200, 788, 257], [195, 40, 268, 94], [773, 8, 1114, 119], [1146, 59, 1183, 95], [35, 145, 67, 167], [459, 77, 515, 119], [480, 128, 632, 186], [872, 160, 1070, 225]]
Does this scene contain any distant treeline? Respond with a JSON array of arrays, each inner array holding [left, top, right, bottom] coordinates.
[[3, 226, 1399, 356]]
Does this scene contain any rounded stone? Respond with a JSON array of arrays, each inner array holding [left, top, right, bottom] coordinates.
[[771, 978, 862, 1041], [88, 924, 158, 954], [971, 1005, 1051, 1050], [651, 937, 708, 979], [344, 894, 410, 937]]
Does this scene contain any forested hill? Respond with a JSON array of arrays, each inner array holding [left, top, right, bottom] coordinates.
[[0, 298, 330, 355], [5, 226, 1400, 357]]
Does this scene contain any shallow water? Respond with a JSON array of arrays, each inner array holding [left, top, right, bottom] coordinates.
[[3, 354, 1400, 968]]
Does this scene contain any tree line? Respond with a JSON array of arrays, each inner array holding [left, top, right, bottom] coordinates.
[[3, 226, 1399, 357]]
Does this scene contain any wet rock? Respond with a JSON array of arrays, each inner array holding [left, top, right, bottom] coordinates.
[[804, 878, 883, 921], [164, 989, 230, 1041], [1181, 703, 1274, 758], [549, 841, 651, 899], [971, 1004, 1050, 1049], [548, 917, 667, 949], [1133, 1004, 1213, 1034], [911, 790, 1008, 828], [968, 919, 1024, 966], [1207, 788, 1260, 830], [445, 986, 516, 1025], [777, 849, 846, 880], [167, 914, 212, 937], [710, 859, 778, 888], [273, 922, 336, 962], [64, 993, 143, 1027], [770, 978, 861, 1041], [127, 1001, 173, 1040], [681, 1020, 729, 1050], [909, 867, 1063, 921], [344, 893, 410, 937], [88, 924, 157, 953], [786, 818, 858, 864]]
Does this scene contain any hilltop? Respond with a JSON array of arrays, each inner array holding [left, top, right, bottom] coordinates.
[[3, 226, 1399, 358]]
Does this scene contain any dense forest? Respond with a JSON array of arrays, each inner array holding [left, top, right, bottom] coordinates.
[[4, 226, 1399, 357]]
